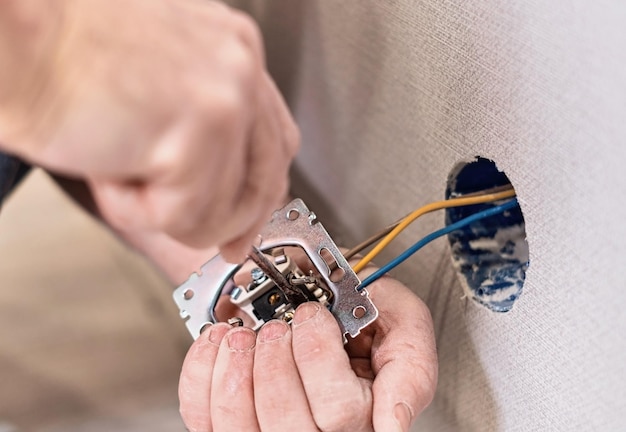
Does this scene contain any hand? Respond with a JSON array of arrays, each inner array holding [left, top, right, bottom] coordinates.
[[0, 0, 299, 261], [178, 274, 438, 432]]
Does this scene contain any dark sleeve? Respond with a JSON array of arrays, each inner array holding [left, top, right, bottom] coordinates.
[[0, 151, 31, 209]]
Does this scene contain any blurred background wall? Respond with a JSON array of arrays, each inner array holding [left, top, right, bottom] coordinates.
[[0, 170, 189, 431]]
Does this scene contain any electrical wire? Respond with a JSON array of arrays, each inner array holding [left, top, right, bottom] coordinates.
[[351, 187, 516, 273], [343, 224, 397, 261], [344, 185, 515, 261], [357, 198, 519, 291]]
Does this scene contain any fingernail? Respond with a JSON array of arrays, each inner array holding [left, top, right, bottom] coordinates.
[[227, 329, 256, 351], [393, 402, 413, 432], [208, 323, 230, 345], [293, 302, 320, 325], [259, 320, 288, 342]]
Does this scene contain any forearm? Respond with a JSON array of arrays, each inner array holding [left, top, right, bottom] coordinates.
[[0, 0, 66, 148]]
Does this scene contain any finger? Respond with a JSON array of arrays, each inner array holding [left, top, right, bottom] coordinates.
[[89, 178, 146, 231], [367, 277, 438, 432], [206, 73, 294, 262], [129, 42, 258, 248], [91, 97, 251, 245], [226, 8, 266, 67], [115, 228, 218, 285], [218, 175, 286, 263], [219, 81, 290, 262], [159, 88, 251, 247], [218, 221, 264, 264], [213, 294, 256, 328], [179, 323, 231, 432], [253, 320, 319, 431], [210, 327, 260, 432], [262, 72, 300, 159], [292, 302, 373, 432]]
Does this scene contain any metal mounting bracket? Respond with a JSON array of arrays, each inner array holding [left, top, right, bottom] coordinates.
[[173, 199, 378, 340]]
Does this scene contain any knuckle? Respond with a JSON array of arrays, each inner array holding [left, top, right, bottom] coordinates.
[[193, 53, 255, 119], [414, 361, 438, 405], [94, 183, 140, 229], [154, 209, 181, 235], [152, 193, 198, 237], [274, 178, 290, 206], [228, 10, 263, 52], [196, 85, 246, 131], [315, 395, 368, 432], [150, 144, 187, 178], [258, 172, 282, 202], [178, 407, 207, 432], [222, 41, 257, 81], [214, 97, 241, 128], [284, 120, 301, 158], [178, 406, 190, 428]]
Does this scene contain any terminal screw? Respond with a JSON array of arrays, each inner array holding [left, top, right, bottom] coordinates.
[[228, 317, 244, 327], [251, 267, 266, 284]]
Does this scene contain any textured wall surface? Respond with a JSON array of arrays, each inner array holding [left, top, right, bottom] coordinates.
[[232, 1, 626, 430]]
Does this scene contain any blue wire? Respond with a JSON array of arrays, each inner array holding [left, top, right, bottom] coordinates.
[[357, 198, 519, 291]]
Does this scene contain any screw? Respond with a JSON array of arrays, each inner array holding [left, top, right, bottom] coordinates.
[[228, 317, 244, 327], [251, 267, 266, 283], [230, 286, 242, 300]]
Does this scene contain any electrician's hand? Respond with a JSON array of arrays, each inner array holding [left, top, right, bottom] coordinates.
[[178, 273, 438, 432], [0, 0, 298, 261]]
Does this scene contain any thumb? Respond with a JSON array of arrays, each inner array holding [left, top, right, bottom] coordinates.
[[371, 353, 437, 431], [368, 280, 438, 431]]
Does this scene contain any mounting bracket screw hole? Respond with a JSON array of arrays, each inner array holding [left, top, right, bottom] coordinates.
[[352, 305, 366, 319], [287, 209, 300, 221]]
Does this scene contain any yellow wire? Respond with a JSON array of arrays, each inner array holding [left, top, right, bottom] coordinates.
[[352, 188, 517, 273]]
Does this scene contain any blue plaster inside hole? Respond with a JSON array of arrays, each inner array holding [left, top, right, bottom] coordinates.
[[446, 157, 529, 312]]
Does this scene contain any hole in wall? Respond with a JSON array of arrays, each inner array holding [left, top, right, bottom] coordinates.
[[446, 157, 529, 312]]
